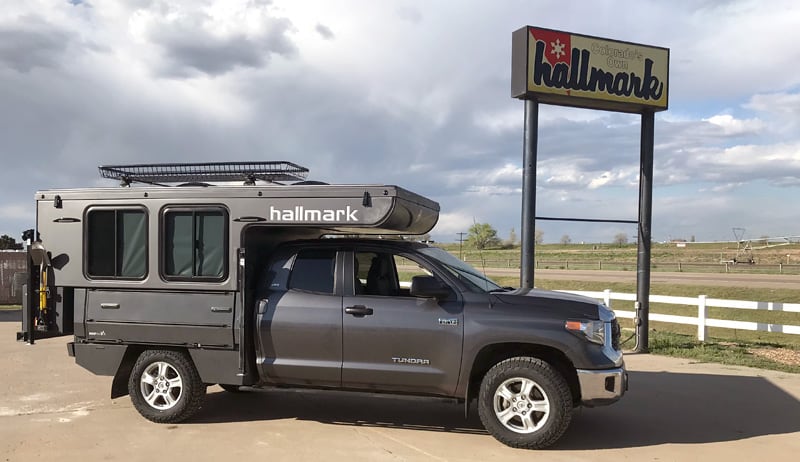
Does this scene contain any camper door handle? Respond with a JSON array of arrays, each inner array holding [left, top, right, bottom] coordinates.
[[211, 306, 232, 313], [100, 303, 119, 310], [345, 305, 373, 317]]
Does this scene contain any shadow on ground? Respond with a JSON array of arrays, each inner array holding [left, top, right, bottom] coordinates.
[[0, 309, 21, 323], [193, 369, 800, 449]]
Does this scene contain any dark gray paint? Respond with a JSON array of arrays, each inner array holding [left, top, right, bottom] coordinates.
[[341, 293, 463, 395], [85, 290, 235, 347], [520, 98, 538, 289], [74, 343, 128, 375], [256, 290, 343, 387], [189, 349, 244, 385], [635, 111, 655, 353]]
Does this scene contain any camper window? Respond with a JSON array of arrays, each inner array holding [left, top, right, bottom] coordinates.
[[162, 207, 228, 281], [86, 208, 147, 279]]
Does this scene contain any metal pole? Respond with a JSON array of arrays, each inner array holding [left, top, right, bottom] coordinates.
[[26, 247, 35, 345], [457, 232, 467, 260], [634, 111, 655, 353], [520, 99, 539, 289]]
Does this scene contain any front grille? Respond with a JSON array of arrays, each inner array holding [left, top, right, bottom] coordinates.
[[611, 318, 621, 350]]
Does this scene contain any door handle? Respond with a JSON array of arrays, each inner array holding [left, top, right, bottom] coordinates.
[[345, 305, 374, 317], [211, 306, 232, 313], [100, 303, 119, 310]]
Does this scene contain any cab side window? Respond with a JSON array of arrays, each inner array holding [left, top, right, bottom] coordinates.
[[288, 249, 336, 294], [354, 251, 435, 297]]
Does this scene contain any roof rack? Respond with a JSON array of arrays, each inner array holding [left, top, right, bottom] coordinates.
[[98, 161, 309, 186]]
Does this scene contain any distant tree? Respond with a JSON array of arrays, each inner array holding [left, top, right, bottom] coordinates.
[[560, 234, 572, 245], [467, 223, 501, 250], [535, 228, 544, 245], [0, 234, 22, 250], [613, 233, 628, 247], [508, 228, 517, 246]]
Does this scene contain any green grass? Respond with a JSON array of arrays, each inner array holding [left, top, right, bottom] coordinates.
[[640, 330, 800, 374], [439, 241, 800, 273]]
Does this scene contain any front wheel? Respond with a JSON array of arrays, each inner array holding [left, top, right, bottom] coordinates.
[[478, 357, 572, 449], [128, 350, 206, 423]]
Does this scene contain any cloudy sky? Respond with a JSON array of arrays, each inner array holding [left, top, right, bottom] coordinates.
[[1, 0, 799, 244]]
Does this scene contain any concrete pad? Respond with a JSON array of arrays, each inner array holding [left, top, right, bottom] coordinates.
[[1, 321, 798, 461]]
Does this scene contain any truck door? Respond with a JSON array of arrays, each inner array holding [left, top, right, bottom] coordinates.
[[255, 248, 342, 388], [342, 250, 463, 396]]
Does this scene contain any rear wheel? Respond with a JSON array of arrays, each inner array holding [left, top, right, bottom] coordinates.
[[128, 350, 206, 423], [478, 357, 572, 449]]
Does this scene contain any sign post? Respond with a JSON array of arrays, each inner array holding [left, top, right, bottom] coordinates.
[[511, 26, 669, 352]]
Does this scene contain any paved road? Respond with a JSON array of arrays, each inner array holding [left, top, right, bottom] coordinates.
[[1, 322, 799, 461], [484, 268, 800, 289]]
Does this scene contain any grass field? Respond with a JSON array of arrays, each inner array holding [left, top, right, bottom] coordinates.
[[441, 241, 800, 272]]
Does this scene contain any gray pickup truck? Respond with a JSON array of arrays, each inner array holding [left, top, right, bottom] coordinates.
[[18, 162, 626, 449]]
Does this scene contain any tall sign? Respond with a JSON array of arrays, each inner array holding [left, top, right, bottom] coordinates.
[[511, 26, 669, 352], [512, 26, 669, 112]]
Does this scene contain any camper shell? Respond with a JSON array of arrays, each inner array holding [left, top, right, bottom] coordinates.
[[18, 162, 625, 450], [21, 162, 438, 383]]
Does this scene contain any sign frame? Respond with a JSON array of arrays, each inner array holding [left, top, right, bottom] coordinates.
[[512, 26, 669, 113]]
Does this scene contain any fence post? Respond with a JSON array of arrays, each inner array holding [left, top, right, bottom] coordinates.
[[599, 260, 602, 270], [678, 262, 682, 272], [698, 295, 707, 342], [779, 263, 783, 274], [603, 289, 612, 309]]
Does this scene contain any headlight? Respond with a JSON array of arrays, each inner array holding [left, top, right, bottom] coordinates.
[[565, 319, 606, 345]]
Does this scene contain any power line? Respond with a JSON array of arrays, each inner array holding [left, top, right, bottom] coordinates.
[[456, 232, 467, 260]]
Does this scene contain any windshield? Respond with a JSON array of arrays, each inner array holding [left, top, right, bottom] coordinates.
[[418, 247, 503, 293]]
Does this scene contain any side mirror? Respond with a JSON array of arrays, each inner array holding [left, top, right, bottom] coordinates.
[[410, 275, 450, 299]]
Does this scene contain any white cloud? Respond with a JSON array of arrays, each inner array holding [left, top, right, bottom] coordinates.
[[703, 114, 764, 136], [2, 0, 800, 244], [431, 211, 475, 236]]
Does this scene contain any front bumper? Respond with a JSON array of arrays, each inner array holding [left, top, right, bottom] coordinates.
[[576, 365, 627, 407]]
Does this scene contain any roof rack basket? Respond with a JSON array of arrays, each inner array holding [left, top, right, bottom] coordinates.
[[98, 161, 309, 186]]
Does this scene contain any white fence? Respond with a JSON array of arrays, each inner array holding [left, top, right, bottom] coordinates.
[[559, 289, 800, 342]]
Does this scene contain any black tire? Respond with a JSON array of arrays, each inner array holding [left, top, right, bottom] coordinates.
[[219, 384, 244, 393], [128, 350, 206, 423], [478, 357, 573, 449]]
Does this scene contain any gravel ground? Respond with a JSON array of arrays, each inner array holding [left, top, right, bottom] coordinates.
[[750, 347, 800, 366]]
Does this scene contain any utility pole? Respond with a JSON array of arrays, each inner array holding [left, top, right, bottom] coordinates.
[[457, 232, 467, 260]]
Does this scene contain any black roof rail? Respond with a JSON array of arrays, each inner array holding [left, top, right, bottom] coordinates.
[[98, 161, 309, 186]]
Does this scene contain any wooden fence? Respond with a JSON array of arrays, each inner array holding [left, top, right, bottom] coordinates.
[[0, 251, 27, 304]]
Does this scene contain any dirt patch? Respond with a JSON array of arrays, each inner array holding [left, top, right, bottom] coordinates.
[[748, 347, 800, 366]]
